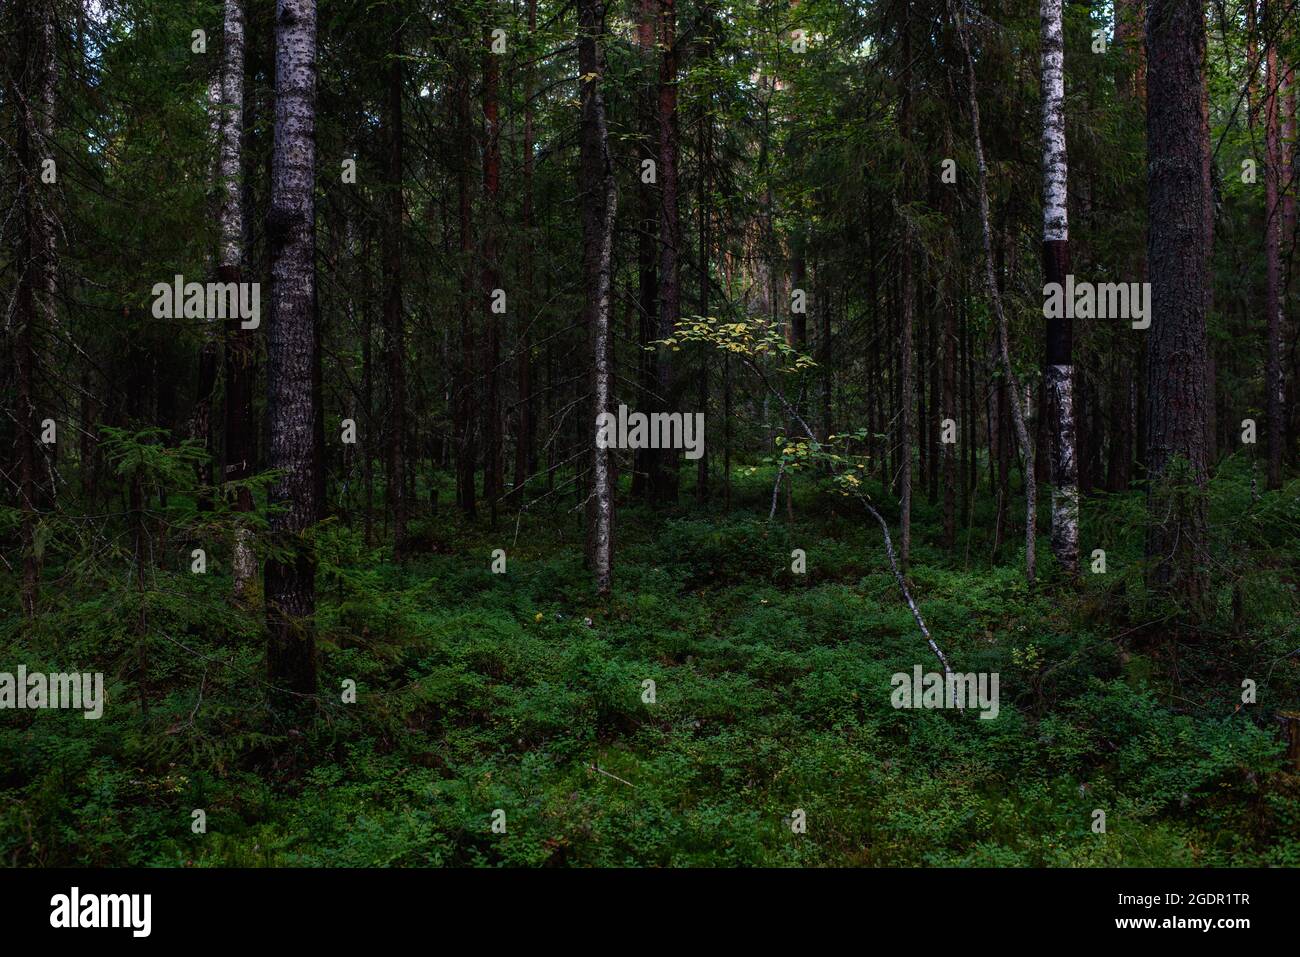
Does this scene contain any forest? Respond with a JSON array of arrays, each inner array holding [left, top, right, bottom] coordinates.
[[1, 0, 1298, 869]]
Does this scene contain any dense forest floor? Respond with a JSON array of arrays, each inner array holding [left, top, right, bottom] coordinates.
[[3, 458, 1299, 867]]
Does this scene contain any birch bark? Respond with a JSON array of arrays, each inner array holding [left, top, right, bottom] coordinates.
[[579, 0, 617, 594], [1040, 0, 1079, 575]]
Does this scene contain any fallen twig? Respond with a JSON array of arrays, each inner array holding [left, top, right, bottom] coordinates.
[[586, 763, 635, 787]]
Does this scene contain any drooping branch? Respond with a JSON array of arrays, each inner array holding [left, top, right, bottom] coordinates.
[[741, 354, 954, 678], [951, 0, 1038, 586]]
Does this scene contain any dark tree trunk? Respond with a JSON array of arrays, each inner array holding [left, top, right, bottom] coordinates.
[[695, 65, 712, 503], [1143, 0, 1212, 605], [383, 12, 407, 558], [362, 229, 374, 546], [656, 0, 681, 502], [10, 0, 57, 620], [481, 24, 503, 524], [898, 7, 914, 567], [513, 0, 538, 505], [265, 0, 321, 697], [1285, 67, 1297, 464], [1264, 0, 1283, 489], [455, 67, 477, 518], [632, 0, 660, 502]]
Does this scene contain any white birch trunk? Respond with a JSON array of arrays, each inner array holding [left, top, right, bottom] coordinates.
[[219, 0, 245, 273], [1040, 0, 1079, 575], [219, 0, 256, 596], [1040, 0, 1068, 244], [579, 0, 616, 594]]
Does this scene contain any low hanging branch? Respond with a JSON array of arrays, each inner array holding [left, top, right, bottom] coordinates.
[[665, 318, 954, 678]]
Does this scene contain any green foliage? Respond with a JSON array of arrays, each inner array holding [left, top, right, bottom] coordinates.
[[100, 426, 206, 490], [4, 477, 1297, 867]]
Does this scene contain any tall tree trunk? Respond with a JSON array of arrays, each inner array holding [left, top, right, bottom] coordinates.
[[362, 230, 374, 546], [11, 0, 57, 619], [1285, 64, 1297, 461], [383, 11, 407, 557], [899, 247, 914, 568], [1201, 7, 1217, 468], [1115, 0, 1146, 491], [513, 0, 538, 504], [455, 68, 477, 518], [898, 8, 914, 569], [1264, 0, 1283, 489], [265, 0, 320, 696], [481, 23, 503, 524], [632, 0, 661, 501], [578, 0, 616, 595], [35, 0, 56, 383], [1040, 0, 1079, 575], [218, 0, 256, 598], [14, 137, 40, 619], [195, 76, 222, 513], [656, 0, 681, 501], [696, 60, 712, 503], [1143, 0, 1211, 605]]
